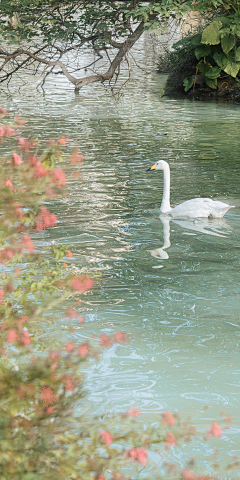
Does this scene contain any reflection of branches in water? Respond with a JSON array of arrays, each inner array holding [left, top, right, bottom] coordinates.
[[111, 54, 131, 99]]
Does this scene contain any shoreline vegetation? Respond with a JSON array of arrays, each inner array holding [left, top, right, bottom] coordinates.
[[158, 10, 240, 102]]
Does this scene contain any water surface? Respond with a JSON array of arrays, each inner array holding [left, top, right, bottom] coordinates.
[[1, 35, 240, 474]]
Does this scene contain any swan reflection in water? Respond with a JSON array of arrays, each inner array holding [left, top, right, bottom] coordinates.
[[150, 215, 231, 260]]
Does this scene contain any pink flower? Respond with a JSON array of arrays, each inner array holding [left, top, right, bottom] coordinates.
[[12, 153, 22, 165], [182, 469, 196, 480], [21, 235, 35, 253], [70, 150, 84, 164], [100, 430, 113, 445], [15, 116, 26, 127], [1, 323, 7, 331], [0, 248, 14, 262], [22, 330, 31, 346], [35, 207, 57, 230], [64, 375, 75, 391], [67, 307, 78, 318], [34, 161, 48, 177], [5, 126, 15, 136], [78, 343, 89, 358], [114, 331, 127, 343], [47, 406, 54, 413], [100, 334, 113, 348], [0, 126, 5, 136], [78, 316, 85, 324], [51, 361, 58, 371], [58, 138, 66, 145], [207, 422, 222, 438], [128, 406, 141, 417], [4, 179, 13, 187], [71, 276, 94, 293], [165, 432, 177, 449], [0, 288, 4, 304], [51, 350, 58, 359], [7, 329, 18, 342], [0, 106, 7, 114], [66, 250, 73, 258], [128, 448, 147, 466], [17, 137, 34, 152], [51, 168, 66, 189], [40, 386, 56, 407], [66, 343, 75, 352], [16, 206, 23, 218], [162, 411, 175, 427]]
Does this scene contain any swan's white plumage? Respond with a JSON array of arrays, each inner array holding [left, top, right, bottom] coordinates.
[[147, 160, 234, 218]]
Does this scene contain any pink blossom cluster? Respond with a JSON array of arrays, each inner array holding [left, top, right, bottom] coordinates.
[[51, 168, 66, 189], [100, 430, 113, 445], [71, 276, 94, 293], [70, 150, 84, 164], [12, 153, 22, 165], [162, 411, 175, 427], [35, 207, 57, 230], [128, 447, 148, 466], [40, 386, 56, 407], [207, 422, 222, 438]]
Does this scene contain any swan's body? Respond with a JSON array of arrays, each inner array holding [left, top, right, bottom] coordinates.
[[146, 160, 234, 218]]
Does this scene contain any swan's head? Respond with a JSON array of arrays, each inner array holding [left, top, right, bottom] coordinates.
[[146, 160, 169, 171]]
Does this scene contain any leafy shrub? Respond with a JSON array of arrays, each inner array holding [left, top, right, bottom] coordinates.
[[182, 13, 240, 91], [157, 33, 197, 74]]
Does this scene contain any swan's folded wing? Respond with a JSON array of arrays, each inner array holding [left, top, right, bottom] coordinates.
[[170, 198, 234, 218]]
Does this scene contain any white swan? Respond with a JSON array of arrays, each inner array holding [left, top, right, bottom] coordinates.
[[146, 160, 234, 218]]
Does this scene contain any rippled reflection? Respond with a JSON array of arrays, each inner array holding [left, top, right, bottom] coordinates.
[[150, 216, 231, 260]]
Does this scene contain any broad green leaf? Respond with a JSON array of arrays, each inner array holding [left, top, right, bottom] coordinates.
[[214, 16, 230, 26], [201, 21, 222, 45], [195, 45, 211, 60], [236, 46, 240, 62], [206, 77, 217, 89], [205, 66, 221, 79], [221, 34, 235, 54], [183, 76, 193, 92], [213, 51, 229, 69], [223, 61, 240, 78], [190, 33, 202, 46], [196, 61, 212, 75]]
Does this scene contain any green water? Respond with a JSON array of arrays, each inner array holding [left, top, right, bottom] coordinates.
[[1, 38, 240, 473]]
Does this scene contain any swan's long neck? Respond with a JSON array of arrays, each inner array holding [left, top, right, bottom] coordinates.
[[160, 163, 171, 213]]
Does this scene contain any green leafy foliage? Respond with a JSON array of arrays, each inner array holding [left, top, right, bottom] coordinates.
[[221, 34, 235, 54], [201, 20, 222, 45], [195, 45, 212, 60], [213, 51, 229, 68], [183, 76, 194, 92], [205, 66, 221, 78], [172, 12, 240, 92], [236, 46, 240, 61], [196, 61, 212, 75], [223, 61, 240, 77], [205, 77, 217, 88]]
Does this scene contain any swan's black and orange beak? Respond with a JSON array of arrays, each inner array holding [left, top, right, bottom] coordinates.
[[146, 163, 156, 172]]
